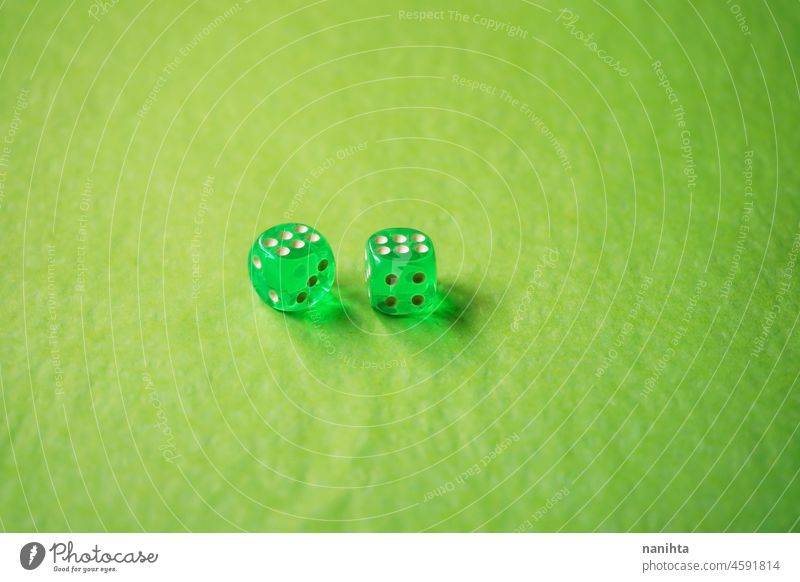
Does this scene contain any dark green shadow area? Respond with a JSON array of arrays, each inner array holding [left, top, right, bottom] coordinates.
[[282, 290, 350, 325]]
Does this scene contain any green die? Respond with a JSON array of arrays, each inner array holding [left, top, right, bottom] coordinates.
[[365, 227, 437, 315], [248, 223, 335, 311]]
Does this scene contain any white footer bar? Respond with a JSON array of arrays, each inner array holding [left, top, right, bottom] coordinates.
[[1, 534, 797, 581]]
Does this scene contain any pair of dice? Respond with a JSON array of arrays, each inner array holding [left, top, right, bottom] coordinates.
[[248, 223, 437, 315]]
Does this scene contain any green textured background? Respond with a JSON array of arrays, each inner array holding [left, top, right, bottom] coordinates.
[[1, 0, 799, 532]]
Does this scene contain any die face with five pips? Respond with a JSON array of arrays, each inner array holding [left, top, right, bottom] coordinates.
[[248, 223, 335, 312], [365, 227, 437, 315]]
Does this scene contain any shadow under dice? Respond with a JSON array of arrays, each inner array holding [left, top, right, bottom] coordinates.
[[249, 223, 335, 312], [366, 228, 437, 315]]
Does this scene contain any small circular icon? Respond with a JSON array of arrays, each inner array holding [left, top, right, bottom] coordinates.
[[20, 542, 45, 570]]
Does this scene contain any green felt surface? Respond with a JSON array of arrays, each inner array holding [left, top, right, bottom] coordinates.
[[1, 0, 799, 532]]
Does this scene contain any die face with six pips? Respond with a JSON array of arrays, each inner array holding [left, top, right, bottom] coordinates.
[[248, 223, 335, 312], [365, 227, 437, 315]]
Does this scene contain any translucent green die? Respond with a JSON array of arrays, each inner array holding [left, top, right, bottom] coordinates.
[[248, 223, 335, 312], [365, 227, 437, 315]]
